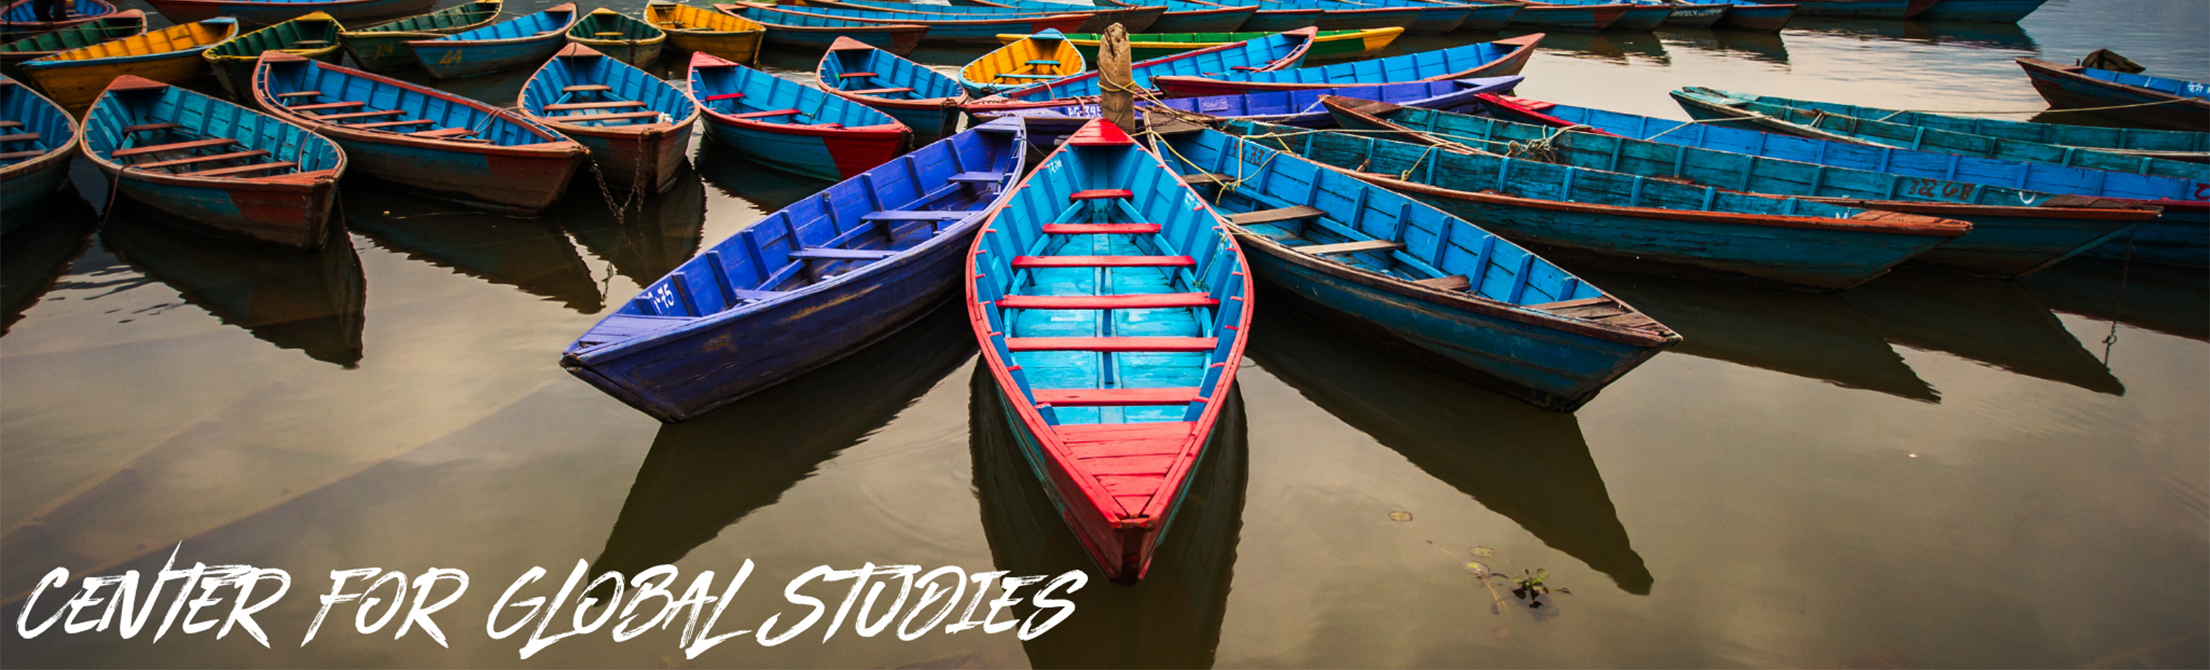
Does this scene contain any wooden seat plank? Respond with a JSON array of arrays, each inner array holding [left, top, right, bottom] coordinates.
[[998, 293, 1217, 310], [1180, 172, 1230, 185], [1296, 239, 1404, 255], [1412, 275, 1471, 291], [842, 86, 914, 95], [317, 109, 406, 121], [0, 120, 20, 129], [1070, 188, 1132, 201], [551, 110, 661, 122], [731, 289, 788, 301], [0, 133, 39, 143], [1011, 255, 1193, 268], [190, 161, 296, 177], [789, 248, 898, 261], [288, 101, 365, 112], [702, 92, 744, 101], [0, 149, 45, 160], [837, 71, 877, 78], [276, 90, 322, 98], [562, 84, 612, 92], [543, 100, 645, 111], [861, 210, 970, 222], [1004, 337, 1217, 352], [122, 122, 181, 133], [113, 138, 237, 158], [131, 149, 270, 170], [728, 108, 801, 119], [1042, 223, 1160, 235], [354, 119, 435, 129], [1033, 387, 1203, 407], [1227, 205, 1325, 225], [948, 171, 1007, 183], [408, 128, 476, 138]]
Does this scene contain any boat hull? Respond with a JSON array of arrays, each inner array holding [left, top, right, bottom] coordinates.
[[1149, 34, 1536, 97], [1660, 4, 1728, 27], [1148, 5, 1255, 32], [331, 133, 583, 214], [1914, 0, 2048, 21], [0, 144, 72, 227], [698, 116, 906, 182], [412, 32, 567, 79], [562, 123, 693, 194], [1239, 9, 1324, 32], [2018, 58, 2210, 132], [756, 22, 924, 55], [1605, 5, 1673, 30], [1508, 5, 1625, 31], [340, 31, 432, 70], [665, 30, 762, 63], [99, 166, 338, 250], [142, 0, 432, 26], [1400, 5, 1470, 33], [568, 38, 663, 68], [1459, 3, 1520, 30], [1787, 0, 1908, 17], [211, 48, 339, 100], [23, 51, 208, 111], [1814, 201, 2149, 276], [2079, 208, 2210, 267], [1716, 3, 1793, 30]]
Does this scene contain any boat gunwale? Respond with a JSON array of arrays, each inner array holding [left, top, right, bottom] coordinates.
[[567, 8, 669, 49], [251, 51, 583, 157], [517, 44, 697, 140], [963, 25, 1322, 113], [711, 3, 930, 34], [723, 0, 1088, 28], [1148, 32, 1541, 95], [0, 76, 76, 181], [21, 18, 238, 69], [409, 3, 578, 48], [205, 11, 344, 65], [818, 37, 966, 112]]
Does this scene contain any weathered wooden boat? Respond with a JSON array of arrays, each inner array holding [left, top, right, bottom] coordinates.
[[965, 27, 1317, 111], [819, 36, 966, 140], [1494, 94, 2210, 268], [1242, 0, 1423, 31], [1913, 0, 2047, 21], [1189, 0, 1322, 31], [1150, 33, 1540, 98], [0, 8, 141, 73], [406, 3, 577, 80], [1521, 0, 1673, 30], [1107, 0, 1256, 32], [203, 11, 342, 99], [1782, 0, 1905, 16], [976, 76, 1521, 132], [254, 52, 586, 214], [1334, 0, 1484, 33], [1, 0, 115, 42], [1160, 123, 1678, 410], [563, 118, 1027, 422], [644, 0, 763, 64], [2017, 58, 2210, 133], [1005, 27, 1401, 63], [1714, 1, 1795, 30], [520, 44, 694, 194], [1751, 88, 2208, 164], [722, 1, 1086, 44], [1656, 0, 1729, 26], [965, 119, 1252, 582], [690, 52, 910, 181], [1219, 118, 1972, 290], [564, 8, 665, 67], [80, 76, 343, 250], [816, 0, 1153, 34], [337, 0, 501, 71], [1332, 98, 2160, 278], [140, 0, 433, 27], [19, 17, 237, 111], [0, 75, 74, 224], [712, 3, 928, 55], [1494, 0, 1628, 31], [960, 28, 1082, 97]]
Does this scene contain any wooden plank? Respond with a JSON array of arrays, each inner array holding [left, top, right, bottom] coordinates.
[[551, 110, 660, 122], [316, 109, 406, 121], [837, 71, 877, 78], [1227, 205, 1325, 225], [544, 100, 645, 111], [0, 133, 39, 143], [1070, 188, 1133, 201], [860, 210, 969, 221], [131, 149, 270, 170], [0, 150, 45, 160], [948, 171, 1007, 183], [1010, 255, 1194, 268], [842, 87, 914, 95], [122, 123, 181, 133], [1078, 456, 1175, 477], [1180, 172, 1230, 185], [1042, 223, 1160, 235], [1004, 337, 1216, 352], [1412, 275, 1471, 291], [1296, 239, 1403, 255], [998, 293, 1217, 310], [562, 84, 612, 92], [113, 138, 237, 158], [1529, 296, 1612, 311], [729, 108, 801, 119], [578, 314, 691, 342], [730, 289, 787, 301], [789, 248, 898, 261], [276, 91, 322, 99], [288, 101, 364, 112], [407, 128, 476, 138], [0, 121, 20, 129], [353, 119, 435, 129], [1054, 421, 1195, 443], [189, 161, 296, 177], [1034, 387, 1202, 407]]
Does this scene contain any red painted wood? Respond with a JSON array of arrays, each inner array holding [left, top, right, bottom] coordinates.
[[1070, 188, 1133, 200], [1010, 255, 1194, 268], [997, 293, 1217, 310], [1034, 387, 1202, 406], [1006, 337, 1217, 352], [1065, 117, 1136, 146], [1043, 223, 1161, 234]]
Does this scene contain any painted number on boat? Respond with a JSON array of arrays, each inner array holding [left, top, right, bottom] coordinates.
[[648, 283, 680, 313], [2193, 183, 2210, 200], [437, 50, 463, 66], [1899, 178, 1976, 200]]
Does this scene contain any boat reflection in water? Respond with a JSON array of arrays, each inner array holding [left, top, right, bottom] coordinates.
[[1673, 27, 1789, 65], [1248, 309, 1654, 594], [591, 305, 974, 576], [1509, 29, 1668, 65], [1580, 268, 1940, 403], [693, 137, 839, 213], [344, 181, 606, 314], [1787, 17, 2036, 51], [2023, 258, 2210, 343], [99, 201, 368, 366], [969, 364, 1247, 669], [553, 161, 708, 290], [1, 191, 99, 334], [1842, 270, 2124, 395]]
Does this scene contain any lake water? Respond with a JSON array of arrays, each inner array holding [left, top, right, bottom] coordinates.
[[4, 0, 2206, 666]]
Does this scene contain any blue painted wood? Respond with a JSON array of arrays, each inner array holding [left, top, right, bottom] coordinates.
[[2017, 57, 2210, 133], [1345, 100, 2161, 277], [409, 3, 577, 79], [928, 0, 1165, 32], [969, 27, 1316, 107], [818, 36, 965, 140], [1148, 34, 1537, 97], [1334, 0, 1477, 33], [0, 76, 74, 228], [2, 0, 115, 41], [1914, 0, 2049, 21], [564, 118, 1028, 422], [1243, 0, 1422, 31], [1125, 0, 1257, 32], [725, 1, 1081, 43], [519, 44, 697, 193], [1188, 0, 1321, 31], [1686, 86, 2210, 161], [1159, 125, 1679, 410], [1501, 2, 1625, 31], [1784, 0, 1908, 17], [1519, 0, 1675, 30], [1656, 1, 1728, 27], [1714, 2, 1794, 30], [714, 2, 928, 54], [691, 52, 912, 181], [1216, 118, 1973, 290], [978, 76, 1521, 143]]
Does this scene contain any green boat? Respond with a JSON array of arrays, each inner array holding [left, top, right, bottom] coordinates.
[[994, 26, 1403, 64], [337, 0, 502, 71]]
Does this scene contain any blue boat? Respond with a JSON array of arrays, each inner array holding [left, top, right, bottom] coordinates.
[[80, 75, 344, 250], [1149, 33, 1540, 97], [817, 35, 967, 140], [0, 75, 75, 228], [1189, 0, 1322, 31], [563, 118, 1028, 422], [1246, 0, 1422, 30], [1523, 0, 1675, 30], [1501, 1, 1633, 31], [1158, 124, 1679, 410], [964, 119, 1251, 583], [925, 0, 1164, 32], [976, 76, 1522, 140], [1656, 1, 1730, 26], [1331, 0, 1477, 33], [1216, 118, 1973, 290], [1914, 0, 2048, 22], [1110, 0, 1257, 32], [519, 43, 698, 194], [254, 52, 587, 215], [965, 27, 1317, 109], [2018, 58, 2210, 133], [1714, 1, 1794, 30], [1330, 97, 2161, 278], [1786, 0, 1907, 17], [719, 1, 1089, 44], [712, 2, 929, 56], [407, 2, 577, 79], [690, 51, 911, 182]]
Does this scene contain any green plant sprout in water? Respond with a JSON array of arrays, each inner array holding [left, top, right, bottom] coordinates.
[[1425, 541, 1572, 613]]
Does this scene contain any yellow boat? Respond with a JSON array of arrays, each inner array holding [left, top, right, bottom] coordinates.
[[998, 27, 1403, 64], [203, 12, 344, 100], [22, 17, 239, 112], [643, 0, 763, 65], [959, 28, 1083, 97]]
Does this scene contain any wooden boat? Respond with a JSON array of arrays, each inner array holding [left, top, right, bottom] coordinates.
[[1913, 0, 2048, 21], [203, 11, 342, 99], [1781, 0, 1905, 16], [1105, 0, 1256, 32], [1759, 88, 2208, 164], [1521, 0, 1673, 30], [406, 3, 577, 80], [1713, 1, 1794, 30], [253, 52, 586, 214], [721, 2, 1088, 45], [0, 75, 74, 225], [967, 27, 1317, 112], [1, 0, 115, 42], [712, 3, 928, 56], [643, 0, 762, 64], [689, 52, 910, 181], [1217, 118, 1972, 290], [79, 76, 343, 250], [337, 0, 501, 71], [19, 18, 237, 112], [819, 36, 966, 140], [958, 0, 1163, 32], [1330, 97, 2161, 278], [563, 8, 665, 67], [1494, 0, 1629, 31], [1150, 33, 1540, 97], [2017, 58, 2210, 133], [563, 118, 1027, 422], [1005, 27, 1401, 63], [1656, 0, 1729, 26], [960, 28, 1082, 97], [519, 44, 694, 194], [1160, 123, 1678, 410], [140, 0, 433, 27], [0, 8, 141, 73], [964, 119, 1252, 582], [976, 76, 1521, 131], [1495, 94, 2210, 268], [1332, 0, 1480, 33], [1241, 0, 1422, 31], [1188, 0, 1322, 32]]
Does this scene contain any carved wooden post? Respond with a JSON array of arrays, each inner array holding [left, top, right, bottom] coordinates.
[[1099, 23, 1137, 134]]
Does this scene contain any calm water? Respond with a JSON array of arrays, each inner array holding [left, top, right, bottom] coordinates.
[[5, 0, 2207, 666]]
